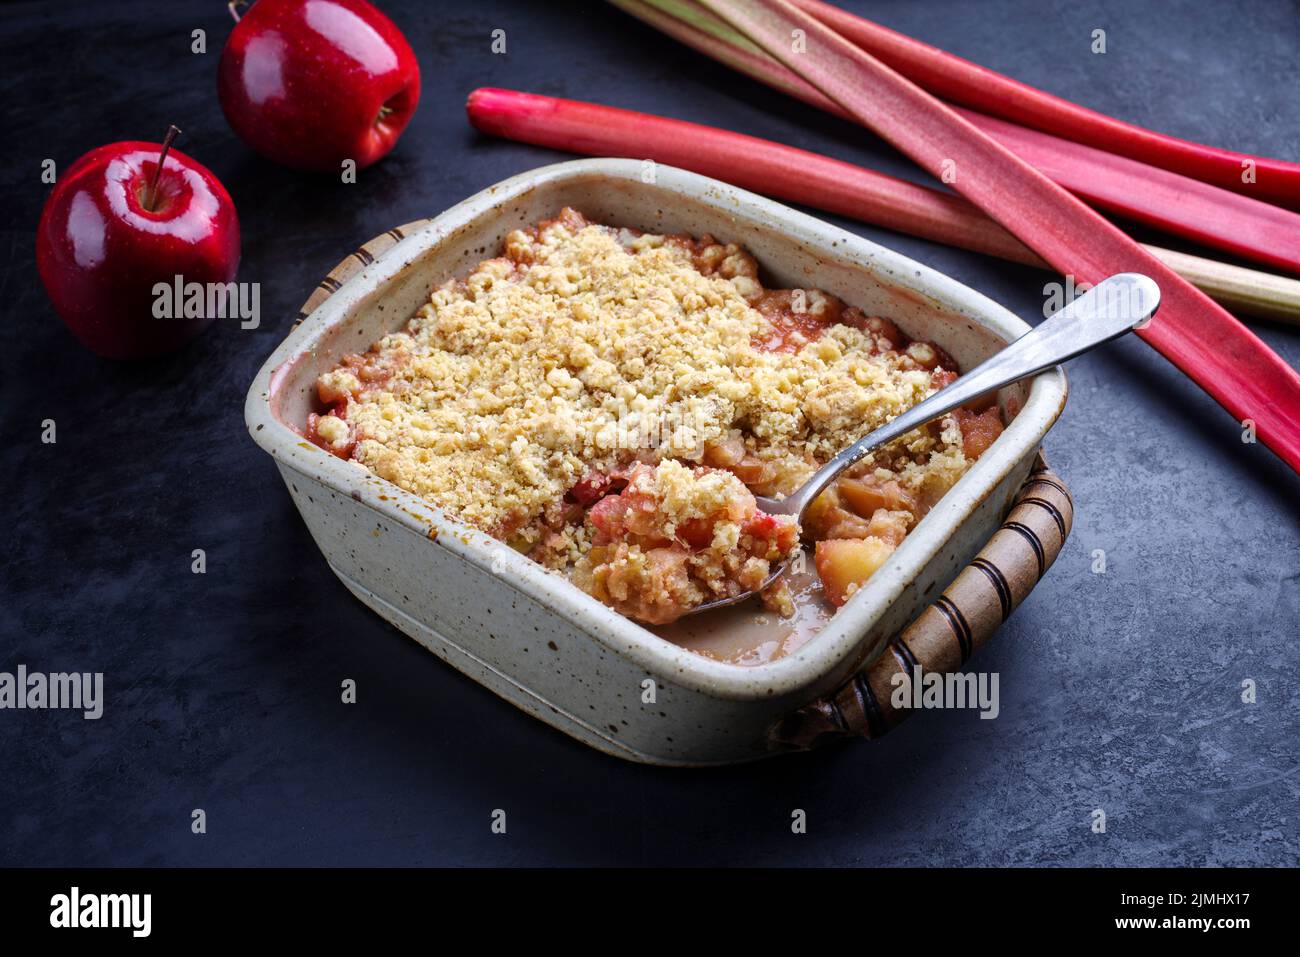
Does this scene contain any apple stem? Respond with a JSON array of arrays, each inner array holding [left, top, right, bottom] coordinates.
[[144, 125, 182, 213], [227, 0, 247, 22]]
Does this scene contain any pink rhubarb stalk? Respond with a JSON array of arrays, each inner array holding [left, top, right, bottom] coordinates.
[[789, 0, 1300, 210], [693, 0, 1300, 471], [612, 0, 1300, 276], [467, 87, 1036, 265], [953, 109, 1300, 276]]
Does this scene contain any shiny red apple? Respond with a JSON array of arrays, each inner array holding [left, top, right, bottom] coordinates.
[[36, 130, 241, 359], [218, 0, 421, 171]]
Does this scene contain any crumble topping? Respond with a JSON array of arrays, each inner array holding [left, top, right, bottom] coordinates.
[[318, 208, 960, 537]]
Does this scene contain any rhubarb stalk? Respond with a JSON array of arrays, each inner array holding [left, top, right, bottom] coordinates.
[[612, 0, 1300, 276], [466, 87, 1300, 325], [467, 88, 1033, 264], [788, 0, 1300, 210], [955, 109, 1300, 276], [694, 0, 1300, 470]]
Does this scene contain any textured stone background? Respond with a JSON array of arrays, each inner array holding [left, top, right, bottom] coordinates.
[[1, 0, 1296, 866]]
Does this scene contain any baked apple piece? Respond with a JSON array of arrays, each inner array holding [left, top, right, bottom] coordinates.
[[814, 537, 897, 607]]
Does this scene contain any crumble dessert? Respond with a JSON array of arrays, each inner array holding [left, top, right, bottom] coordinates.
[[307, 208, 1005, 625]]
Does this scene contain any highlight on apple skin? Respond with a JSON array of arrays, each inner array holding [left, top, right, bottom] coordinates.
[[218, 0, 422, 172], [36, 140, 241, 360]]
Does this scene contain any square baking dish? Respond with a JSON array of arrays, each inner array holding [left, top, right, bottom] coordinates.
[[245, 159, 1066, 766]]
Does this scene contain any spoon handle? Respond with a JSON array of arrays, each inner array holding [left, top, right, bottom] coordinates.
[[776, 273, 1161, 516]]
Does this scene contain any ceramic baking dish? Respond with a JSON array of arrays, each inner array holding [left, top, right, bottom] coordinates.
[[244, 159, 1066, 766]]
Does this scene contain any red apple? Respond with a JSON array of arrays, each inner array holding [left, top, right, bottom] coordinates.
[[218, 0, 421, 171], [36, 130, 241, 360]]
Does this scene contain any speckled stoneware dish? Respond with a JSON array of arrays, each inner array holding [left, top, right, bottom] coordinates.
[[245, 159, 1067, 765]]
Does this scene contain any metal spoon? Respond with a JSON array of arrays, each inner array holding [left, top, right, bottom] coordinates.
[[688, 272, 1161, 615]]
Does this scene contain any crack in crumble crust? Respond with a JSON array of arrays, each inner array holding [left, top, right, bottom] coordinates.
[[308, 208, 1004, 625]]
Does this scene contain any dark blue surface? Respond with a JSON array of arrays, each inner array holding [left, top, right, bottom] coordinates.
[[1, 0, 1297, 866]]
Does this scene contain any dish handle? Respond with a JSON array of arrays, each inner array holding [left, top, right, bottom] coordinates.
[[292, 219, 434, 327], [769, 454, 1072, 749]]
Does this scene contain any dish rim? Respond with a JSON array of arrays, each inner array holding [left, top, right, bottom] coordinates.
[[244, 158, 1067, 702]]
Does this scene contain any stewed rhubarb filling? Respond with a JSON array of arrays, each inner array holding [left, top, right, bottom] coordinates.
[[306, 208, 1006, 628], [571, 461, 799, 625]]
